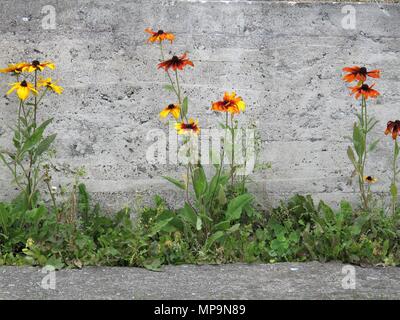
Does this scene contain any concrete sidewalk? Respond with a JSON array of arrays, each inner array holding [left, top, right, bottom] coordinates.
[[0, 262, 399, 300]]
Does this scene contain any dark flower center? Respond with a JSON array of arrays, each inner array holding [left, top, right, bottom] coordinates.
[[361, 84, 369, 91], [20, 80, 28, 87], [157, 30, 164, 35], [366, 176, 373, 181], [359, 67, 367, 75], [168, 104, 175, 109], [32, 60, 40, 67], [171, 56, 180, 62], [182, 123, 195, 130]]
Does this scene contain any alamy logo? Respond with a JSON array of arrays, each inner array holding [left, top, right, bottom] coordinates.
[[41, 5, 56, 30], [341, 265, 356, 289], [145, 126, 257, 175], [40, 265, 56, 290], [341, 5, 356, 30]]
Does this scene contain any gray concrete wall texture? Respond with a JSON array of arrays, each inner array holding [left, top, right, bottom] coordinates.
[[0, 0, 399, 211]]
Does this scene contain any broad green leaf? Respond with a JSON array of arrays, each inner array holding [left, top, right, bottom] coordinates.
[[149, 217, 173, 236], [225, 193, 253, 221], [143, 258, 163, 271], [20, 118, 53, 154], [226, 223, 240, 233], [196, 216, 202, 231], [216, 186, 227, 205], [193, 165, 207, 200], [179, 203, 197, 227], [347, 146, 358, 169], [213, 220, 231, 231], [353, 123, 364, 158], [205, 231, 224, 250], [162, 176, 186, 190], [36, 134, 56, 157]]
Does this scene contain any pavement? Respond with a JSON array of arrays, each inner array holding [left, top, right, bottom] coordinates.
[[0, 262, 399, 300]]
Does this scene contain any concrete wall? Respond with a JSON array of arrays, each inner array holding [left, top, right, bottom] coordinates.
[[0, 0, 399, 211]]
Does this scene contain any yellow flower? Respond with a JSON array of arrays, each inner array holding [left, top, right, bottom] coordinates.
[[175, 118, 200, 135], [160, 103, 180, 119], [0, 62, 29, 74], [7, 80, 38, 100], [364, 176, 377, 184], [26, 238, 34, 247], [38, 77, 63, 94], [22, 60, 55, 72]]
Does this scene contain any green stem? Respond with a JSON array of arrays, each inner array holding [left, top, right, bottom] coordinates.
[[209, 112, 229, 207], [358, 96, 369, 211], [392, 140, 398, 215], [33, 70, 38, 128], [175, 70, 182, 104], [159, 43, 180, 101], [230, 113, 235, 187], [45, 178, 57, 211]]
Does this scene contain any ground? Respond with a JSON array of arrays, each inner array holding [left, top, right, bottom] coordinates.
[[0, 262, 399, 300]]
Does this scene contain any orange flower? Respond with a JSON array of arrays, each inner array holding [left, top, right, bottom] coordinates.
[[349, 83, 380, 100], [385, 120, 400, 140], [145, 28, 175, 43], [158, 53, 194, 72], [160, 103, 180, 119], [0, 62, 29, 74], [342, 66, 380, 83], [211, 92, 246, 114], [175, 118, 200, 135]]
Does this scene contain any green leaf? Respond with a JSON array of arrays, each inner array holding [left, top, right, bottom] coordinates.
[[213, 220, 231, 231], [36, 118, 54, 132], [193, 165, 207, 200], [225, 193, 253, 221], [216, 186, 227, 205], [78, 183, 90, 223], [149, 217, 174, 236], [226, 223, 240, 233], [36, 134, 56, 157], [390, 182, 398, 199], [162, 176, 185, 190], [143, 258, 163, 271], [205, 231, 224, 250], [353, 123, 365, 158], [196, 216, 202, 231], [179, 203, 197, 228], [163, 84, 175, 92], [368, 139, 380, 152], [367, 119, 379, 132], [182, 97, 188, 118], [20, 118, 53, 154], [347, 146, 358, 168], [0, 203, 10, 235]]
